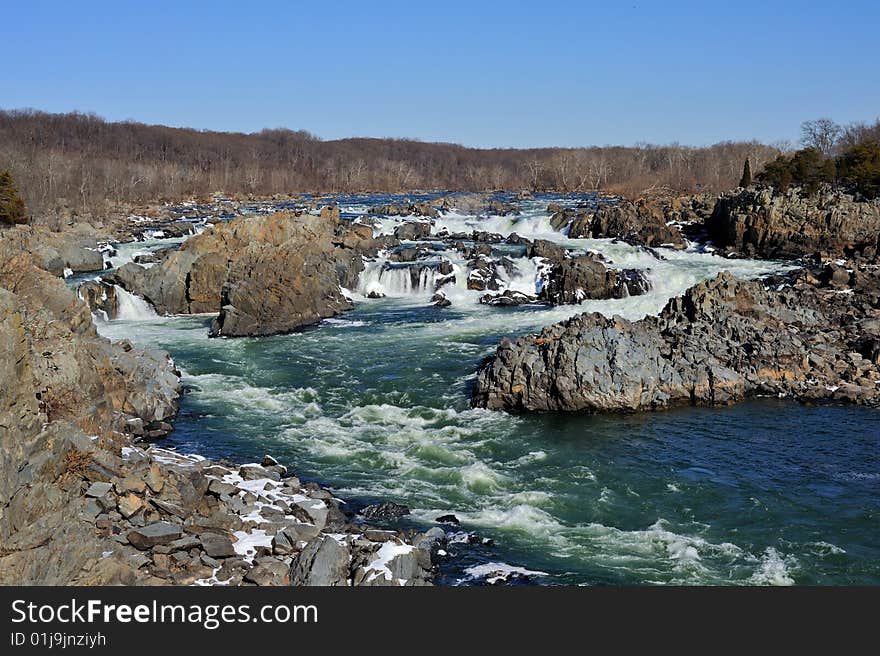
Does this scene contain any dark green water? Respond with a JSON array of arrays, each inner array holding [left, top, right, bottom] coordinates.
[[98, 300, 880, 586]]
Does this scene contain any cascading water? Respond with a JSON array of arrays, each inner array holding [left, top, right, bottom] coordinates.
[[357, 258, 447, 298], [113, 285, 159, 320]]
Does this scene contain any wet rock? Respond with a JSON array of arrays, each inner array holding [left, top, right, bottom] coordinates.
[[361, 502, 411, 519], [540, 254, 651, 304], [435, 514, 461, 525], [527, 239, 567, 263], [394, 221, 432, 241], [431, 291, 452, 307]]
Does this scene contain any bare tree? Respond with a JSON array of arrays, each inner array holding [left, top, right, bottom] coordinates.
[[800, 118, 841, 156], [0, 108, 785, 215]]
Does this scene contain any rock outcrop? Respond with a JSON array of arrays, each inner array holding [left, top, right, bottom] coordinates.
[[706, 185, 880, 259], [539, 254, 651, 304], [101, 209, 381, 337], [369, 202, 439, 218], [0, 223, 106, 275], [568, 197, 691, 248], [473, 266, 880, 412]]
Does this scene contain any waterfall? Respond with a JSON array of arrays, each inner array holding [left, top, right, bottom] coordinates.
[[357, 259, 443, 297], [114, 285, 159, 320]]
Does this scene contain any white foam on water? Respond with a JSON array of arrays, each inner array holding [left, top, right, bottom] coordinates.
[[185, 372, 321, 418], [462, 562, 549, 584], [749, 547, 797, 586], [113, 285, 159, 320], [93, 199, 814, 586]]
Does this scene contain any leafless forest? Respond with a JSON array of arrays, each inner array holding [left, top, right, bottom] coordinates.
[[1, 109, 781, 216]]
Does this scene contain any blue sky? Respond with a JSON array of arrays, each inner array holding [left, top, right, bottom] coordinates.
[[3, 0, 878, 148]]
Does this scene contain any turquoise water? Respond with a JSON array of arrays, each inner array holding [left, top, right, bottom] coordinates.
[[93, 194, 880, 585]]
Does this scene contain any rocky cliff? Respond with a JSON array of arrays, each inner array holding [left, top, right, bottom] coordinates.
[[473, 265, 880, 413], [706, 185, 880, 259]]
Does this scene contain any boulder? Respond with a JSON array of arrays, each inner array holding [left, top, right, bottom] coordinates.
[[540, 254, 651, 304], [360, 502, 411, 520], [394, 221, 432, 241], [105, 211, 360, 337], [569, 198, 687, 248], [127, 522, 183, 550], [290, 535, 351, 586]]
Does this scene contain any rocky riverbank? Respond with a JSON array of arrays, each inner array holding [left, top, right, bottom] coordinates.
[[0, 226, 443, 586]]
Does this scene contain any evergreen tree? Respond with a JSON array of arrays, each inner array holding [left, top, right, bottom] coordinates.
[[836, 140, 880, 199], [738, 158, 752, 188], [0, 169, 27, 226]]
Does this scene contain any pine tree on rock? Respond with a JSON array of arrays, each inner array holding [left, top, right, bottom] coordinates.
[[0, 170, 27, 226], [739, 158, 752, 188]]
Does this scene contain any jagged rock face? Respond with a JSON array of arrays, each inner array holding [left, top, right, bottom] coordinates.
[[707, 186, 880, 259], [568, 198, 687, 248], [105, 210, 377, 337], [539, 254, 651, 304], [79, 280, 119, 320], [547, 205, 589, 232], [0, 224, 105, 275], [528, 239, 567, 262], [0, 253, 180, 438], [473, 269, 880, 413], [0, 246, 183, 583]]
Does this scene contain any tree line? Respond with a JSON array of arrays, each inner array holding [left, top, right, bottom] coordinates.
[[0, 109, 779, 217], [757, 118, 880, 198]]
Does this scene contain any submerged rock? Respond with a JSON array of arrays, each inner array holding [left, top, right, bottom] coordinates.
[[361, 501, 411, 519]]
